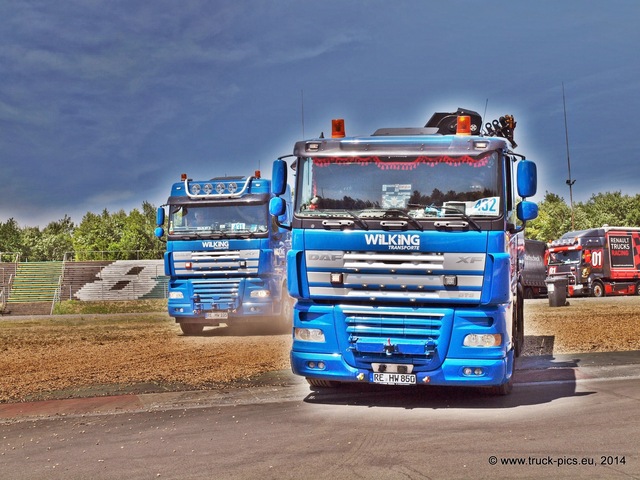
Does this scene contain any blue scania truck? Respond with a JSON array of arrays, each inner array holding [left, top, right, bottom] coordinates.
[[269, 108, 538, 394], [155, 172, 292, 335]]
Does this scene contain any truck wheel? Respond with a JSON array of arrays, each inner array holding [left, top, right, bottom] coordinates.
[[180, 323, 204, 335], [276, 289, 294, 333], [524, 287, 534, 299], [513, 285, 525, 358], [592, 281, 605, 298], [636, 282, 640, 296], [481, 377, 513, 396]]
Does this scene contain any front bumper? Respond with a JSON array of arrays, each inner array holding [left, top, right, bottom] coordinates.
[[291, 349, 513, 387]]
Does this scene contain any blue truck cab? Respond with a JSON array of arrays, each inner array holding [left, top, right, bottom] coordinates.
[[156, 172, 292, 335], [270, 109, 537, 394]]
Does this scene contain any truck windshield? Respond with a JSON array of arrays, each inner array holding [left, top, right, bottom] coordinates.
[[548, 250, 581, 265], [295, 153, 501, 219], [168, 203, 268, 237]]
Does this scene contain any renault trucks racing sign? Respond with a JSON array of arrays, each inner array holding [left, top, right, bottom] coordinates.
[[608, 234, 634, 268]]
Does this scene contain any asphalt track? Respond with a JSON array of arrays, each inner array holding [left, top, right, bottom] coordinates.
[[2, 350, 639, 422]]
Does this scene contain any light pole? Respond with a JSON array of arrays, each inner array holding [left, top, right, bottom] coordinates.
[[563, 83, 576, 230]]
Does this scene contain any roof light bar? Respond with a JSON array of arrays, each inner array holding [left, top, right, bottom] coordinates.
[[332, 119, 345, 138], [456, 115, 471, 135]]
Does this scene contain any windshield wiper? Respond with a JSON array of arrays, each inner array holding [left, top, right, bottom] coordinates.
[[407, 203, 481, 232], [381, 209, 424, 231], [345, 210, 369, 230], [174, 232, 207, 240], [310, 209, 370, 230], [437, 205, 481, 232], [229, 230, 258, 238]]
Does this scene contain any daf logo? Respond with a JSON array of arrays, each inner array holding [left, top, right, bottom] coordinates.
[[308, 253, 343, 262], [456, 256, 483, 264]]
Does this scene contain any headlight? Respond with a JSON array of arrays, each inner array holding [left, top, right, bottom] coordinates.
[[294, 328, 325, 342], [463, 333, 502, 347], [250, 290, 271, 298], [169, 291, 184, 299]]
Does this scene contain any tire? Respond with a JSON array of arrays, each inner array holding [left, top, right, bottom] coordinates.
[[524, 287, 535, 299], [276, 289, 294, 334], [636, 282, 640, 296], [180, 323, 204, 335], [592, 281, 605, 298], [482, 376, 513, 396], [513, 285, 525, 358]]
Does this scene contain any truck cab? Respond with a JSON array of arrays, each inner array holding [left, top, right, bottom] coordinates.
[[548, 227, 640, 297], [270, 109, 537, 394], [156, 172, 292, 334]]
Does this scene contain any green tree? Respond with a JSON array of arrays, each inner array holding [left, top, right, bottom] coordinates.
[[0, 218, 24, 261], [575, 192, 637, 229], [38, 216, 75, 261], [623, 195, 640, 226], [71, 210, 119, 260], [70, 204, 162, 260], [18, 226, 40, 261], [525, 192, 573, 242], [115, 205, 163, 259]]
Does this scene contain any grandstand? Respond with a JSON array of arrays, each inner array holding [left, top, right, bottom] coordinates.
[[0, 259, 168, 315]]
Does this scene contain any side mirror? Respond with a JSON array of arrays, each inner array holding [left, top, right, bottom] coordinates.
[[517, 200, 538, 222], [269, 197, 286, 217], [270, 197, 291, 231], [154, 226, 165, 239], [271, 159, 288, 196], [517, 159, 537, 199], [156, 207, 165, 226]]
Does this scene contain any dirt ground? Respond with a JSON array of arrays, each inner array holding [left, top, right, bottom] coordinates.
[[1, 296, 640, 403]]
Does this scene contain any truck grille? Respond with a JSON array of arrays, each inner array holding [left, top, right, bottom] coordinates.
[[342, 306, 446, 368], [173, 250, 259, 276], [191, 278, 241, 306], [306, 250, 484, 303]]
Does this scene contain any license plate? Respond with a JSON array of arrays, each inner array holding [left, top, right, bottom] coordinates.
[[206, 311, 229, 320], [372, 372, 416, 385]]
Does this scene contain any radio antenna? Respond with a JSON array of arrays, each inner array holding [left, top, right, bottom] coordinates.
[[301, 90, 305, 138]]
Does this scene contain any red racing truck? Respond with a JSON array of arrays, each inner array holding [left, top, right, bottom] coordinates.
[[547, 226, 640, 297]]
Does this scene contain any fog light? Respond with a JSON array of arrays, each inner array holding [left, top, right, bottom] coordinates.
[[317, 362, 326, 369], [308, 361, 316, 369], [463, 367, 485, 377]]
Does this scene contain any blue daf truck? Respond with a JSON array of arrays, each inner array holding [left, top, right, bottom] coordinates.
[[155, 172, 292, 335], [269, 108, 538, 394]]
